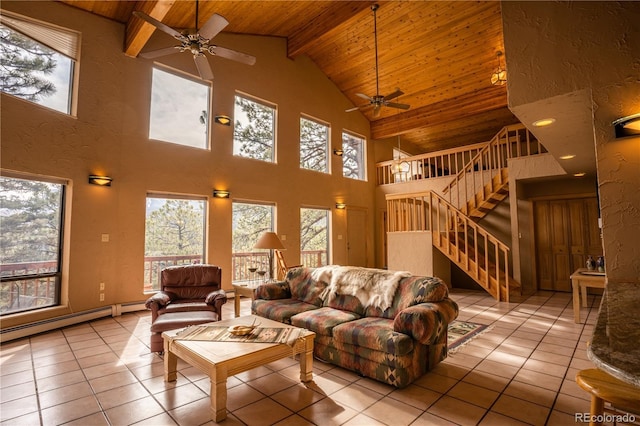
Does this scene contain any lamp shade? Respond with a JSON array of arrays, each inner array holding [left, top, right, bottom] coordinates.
[[254, 232, 285, 250]]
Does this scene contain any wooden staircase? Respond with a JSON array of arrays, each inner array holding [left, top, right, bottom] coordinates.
[[385, 124, 546, 302]]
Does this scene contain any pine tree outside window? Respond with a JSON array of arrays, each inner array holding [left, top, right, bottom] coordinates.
[[0, 10, 79, 115], [300, 208, 330, 267], [342, 131, 366, 180], [300, 116, 329, 173], [233, 93, 276, 162], [0, 174, 65, 315], [144, 195, 206, 291]]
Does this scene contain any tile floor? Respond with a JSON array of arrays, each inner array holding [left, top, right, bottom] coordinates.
[[0, 289, 630, 425]]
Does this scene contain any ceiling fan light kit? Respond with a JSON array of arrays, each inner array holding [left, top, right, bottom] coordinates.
[[345, 4, 410, 118], [133, 0, 255, 81], [491, 51, 507, 86]]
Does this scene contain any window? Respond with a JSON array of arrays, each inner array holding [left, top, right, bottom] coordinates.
[[234, 94, 276, 162], [232, 202, 274, 282], [300, 116, 329, 173], [300, 208, 330, 267], [0, 175, 65, 315], [144, 195, 206, 291], [342, 132, 366, 180], [149, 67, 210, 149], [0, 10, 79, 114]]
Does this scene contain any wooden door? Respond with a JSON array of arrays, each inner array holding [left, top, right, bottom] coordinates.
[[347, 208, 368, 267], [534, 197, 602, 292]]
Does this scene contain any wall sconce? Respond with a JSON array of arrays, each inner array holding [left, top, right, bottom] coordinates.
[[613, 113, 640, 138], [213, 189, 230, 198], [214, 115, 231, 126], [88, 175, 112, 186], [335, 203, 346, 209], [333, 149, 344, 156]]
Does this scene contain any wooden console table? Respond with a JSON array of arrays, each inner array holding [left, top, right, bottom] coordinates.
[[571, 268, 606, 323]]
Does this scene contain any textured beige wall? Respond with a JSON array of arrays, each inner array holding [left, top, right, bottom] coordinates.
[[0, 1, 373, 327], [503, 1, 640, 284]]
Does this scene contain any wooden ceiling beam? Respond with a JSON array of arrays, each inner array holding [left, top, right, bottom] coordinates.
[[287, 1, 373, 58], [371, 87, 508, 140], [124, 0, 176, 58]]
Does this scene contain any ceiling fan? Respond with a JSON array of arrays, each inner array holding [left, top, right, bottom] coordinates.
[[346, 4, 410, 118], [133, 0, 256, 81]]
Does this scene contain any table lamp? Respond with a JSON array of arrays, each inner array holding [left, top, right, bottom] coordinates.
[[254, 231, 285, 281]]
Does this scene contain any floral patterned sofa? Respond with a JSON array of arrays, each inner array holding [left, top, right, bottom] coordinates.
[[251, 266, 458, 388]]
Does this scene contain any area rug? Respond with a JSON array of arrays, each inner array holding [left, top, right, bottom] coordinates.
[[447, 320, 490, 353]]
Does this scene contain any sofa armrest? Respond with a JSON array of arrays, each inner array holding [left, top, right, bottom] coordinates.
[[205, 289, 228, 306], [393, 298, 459, 345], [253, 281, 291, 300]]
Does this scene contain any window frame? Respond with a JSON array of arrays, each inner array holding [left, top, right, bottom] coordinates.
[[233, 92, 277, 163], [300, 206, 331, 268], [0, 173, 66, 316], [341, 131, 367, 181], [299, 114, 330, 174], [231, 200, 276, 283], [148, 65, 212, 150]]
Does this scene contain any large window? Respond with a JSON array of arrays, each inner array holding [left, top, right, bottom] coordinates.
[[0, 175, 65, 315], [233, 94, 276, 162], [300, 116, 329, 173], [0, 11, 79, 114], [300, 208, 329, 267], [144, 195, 206, 291], [232, 202, 274, 282], [149, 67, 211, 149], [342, 132, 366, 180]]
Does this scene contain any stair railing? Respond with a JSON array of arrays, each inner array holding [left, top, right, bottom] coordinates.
[[386, 190, 511, 301], [442, 124, 544, 211]]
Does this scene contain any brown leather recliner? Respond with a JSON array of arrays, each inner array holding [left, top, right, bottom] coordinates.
[[145, 264, 227, 352]]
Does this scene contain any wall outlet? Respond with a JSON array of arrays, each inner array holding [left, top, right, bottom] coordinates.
[[99, 293, 104, 302], [99, 282, 105, 291]]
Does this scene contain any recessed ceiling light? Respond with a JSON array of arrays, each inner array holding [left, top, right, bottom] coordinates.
[[559, 155, 576, 160], [574, 172, 586, 177], [533, 118, 556, 127]]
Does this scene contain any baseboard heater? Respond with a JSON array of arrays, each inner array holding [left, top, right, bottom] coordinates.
[[0, 301, 147, 343]]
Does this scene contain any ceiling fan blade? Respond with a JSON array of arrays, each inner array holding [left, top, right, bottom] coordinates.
[[198, 13, 229, 41], [139, 46, 181, 59], [194, 54, 214, 80], [386, 102, 411, 110], [356, 93, 373, 101], [208, 46, 256, 66], [383, 89, 404, 101], [133, 11, 185, 41]]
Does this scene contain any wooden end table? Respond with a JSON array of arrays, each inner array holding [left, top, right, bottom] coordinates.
[[571, 268, 606, 323], [162, 315, 315, 422], [231, 282, 260, 317]]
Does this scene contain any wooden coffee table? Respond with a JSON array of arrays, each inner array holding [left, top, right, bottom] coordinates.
[[162, 315, 315, 422]]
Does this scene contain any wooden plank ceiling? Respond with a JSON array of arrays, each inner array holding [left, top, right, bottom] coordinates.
[[57, 0, 518, 153]]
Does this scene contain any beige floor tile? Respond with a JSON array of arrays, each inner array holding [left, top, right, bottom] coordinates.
[[247, 372, 297, 396], [478, 411, 531, 425], [0, 381, 36, 403], [411, 412, 459, 426], [362, 395, 423, 425], [34, 359, 80, 379], [447, 381, 500, 409], [522, 357, 568, 378], [64, 412, 111, 426], [552, 392, 591, 415], [341, 413, 386, 425], [41, 395, 102, 425], [154, 382, 208, 411], [39, 381, 94, 408], [462, 370, 510, 393], [225, 383, 266, 411], [474, 359, 520, 379], [503, 380, 556, 408], [104, 395, 165, 425], [77, 351, 120, 369], [89, 370, 139, 393], [0, 394, 39, 422], [413, 372, 459, 393], [307, 371, 350, 396], [36, 369, 86, 392], [329, 383, 383, 412], [529, 348, 572, 366], [0, 360, 31, 376], [168, 397, 216, 425], [298, 397, 358, 426], [485, 350, 528, 368], [134, 412, 179, 425], [491, 394, 550, 425], [0, 370, 34, 388], [271, 382, 326, 412], [96, 381, 151, 410], [233, 397, 293, 426], [428, 395, 488, 425], [388, 383, 441, 410], [513, 369, 563, 392], [82, 360, 129, 380]]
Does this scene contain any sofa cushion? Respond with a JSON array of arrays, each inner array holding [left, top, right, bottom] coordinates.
[[160, 301, 213, 314], [332, 317, 414, 356], [291, 307, 361, 337], [150, 311, 218, 333], [323, 293, 366, 316], [287, 267, 327, 307], [252, 298, 319, 324]]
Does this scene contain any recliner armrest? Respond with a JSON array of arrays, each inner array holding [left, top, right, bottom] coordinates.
[[205, 289, 227, 305], [393, 298, 459, 345], [145, 291, 176, 310]]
